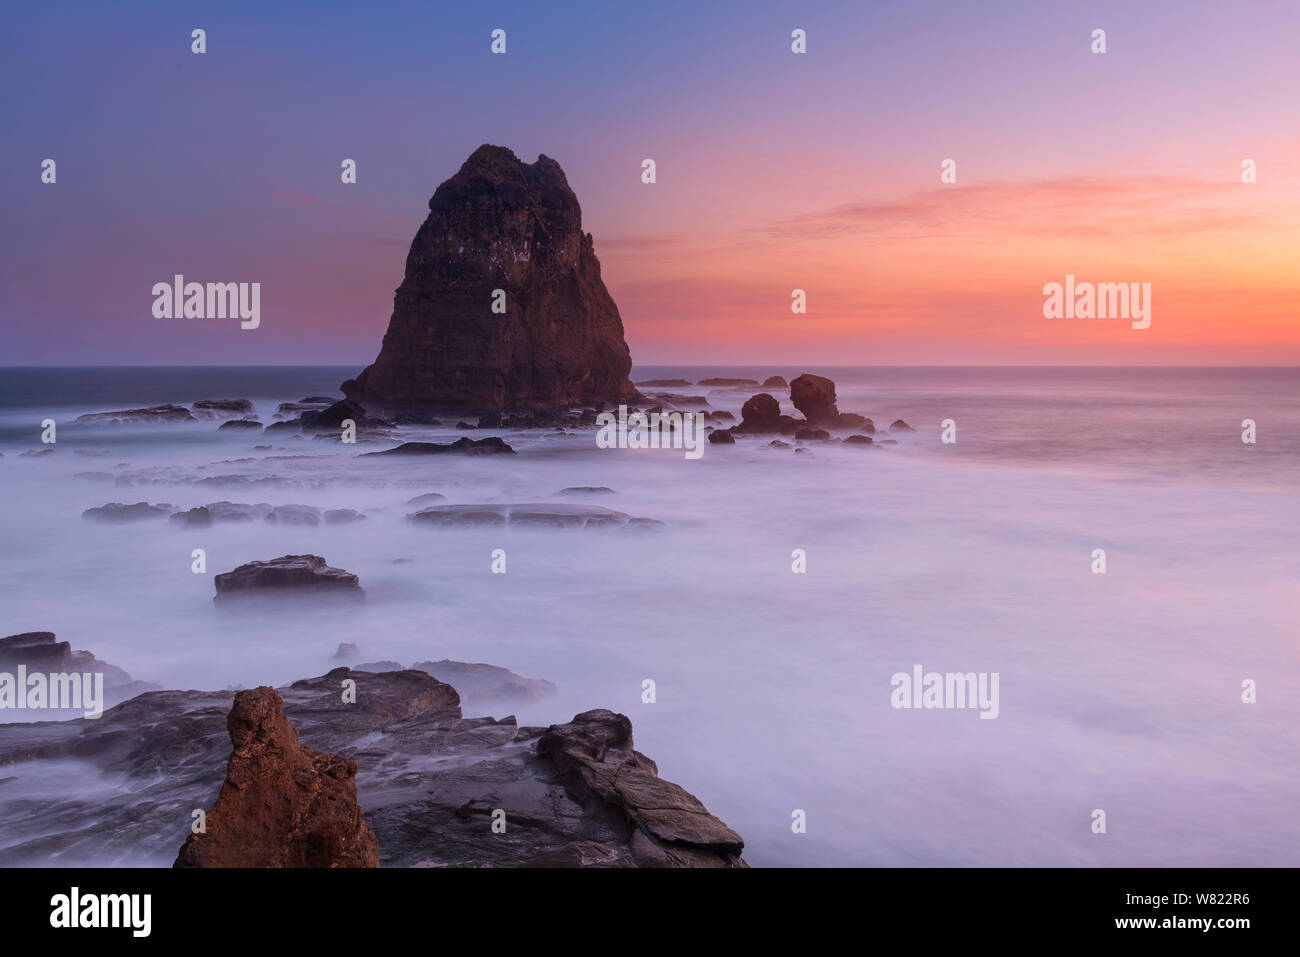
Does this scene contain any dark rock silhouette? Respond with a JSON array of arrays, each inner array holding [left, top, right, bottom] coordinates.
[[538, 710, 745, 867], [76, 405, 195, 424], [193, 399, 253, 415], [790, 373, 870, 430], [174, 687, 380, 868], [697, 377, 758, 387], [213, 555, 363, 602], [82, 502, 173, 522], [408, 503, 660, 529], [636, 379, 692, 387], [790, 373, 839, 424], [733, 393, 802, 435], [0, 632, 157, 708], [761, 376, 789, 389], [344, 145, 638, 415], [362, 437, 515, 456]]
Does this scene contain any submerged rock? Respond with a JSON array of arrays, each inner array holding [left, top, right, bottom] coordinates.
[[363, 437, 515, 457], [174, 687, 379, 868], [407, 659, 557, 706], [76, 405, 195, 424], [263, 504, 321, 526], [794, 428, 831, 441], [169, 505, 213, 525], [343, 145, 639, 415], [82, 502, 174, 522], [733, 393, 802, 435], [213, 555, 363, 602], [193, 399, 254, 415], [300, 398, 390, 432], [405, 492, 447, 506], [697, 378, 758, 387], [408, 503, 660, 529]]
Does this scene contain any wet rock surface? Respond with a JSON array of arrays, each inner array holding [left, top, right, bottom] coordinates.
[[174, 687, 379, 868], [408, 503, 661, 529], [0, 668, 744, 868], [213, 555, 364, 601], [363, 437, 515, 456]]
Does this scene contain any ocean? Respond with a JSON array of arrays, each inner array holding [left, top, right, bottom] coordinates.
[[1, 365, 1297, 866]]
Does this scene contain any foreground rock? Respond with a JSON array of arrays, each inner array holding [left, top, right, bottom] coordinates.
[[343, 145, 639, 415], [76, 405, 195, 424], [362, 437, 515, 457], [175, 687, 379, 868], [539, 710, 745, 866], [0, 667, 744, 868], [82, 502, 173, 522], [214, 555, 364, 602], [408, 503, 661, 529]]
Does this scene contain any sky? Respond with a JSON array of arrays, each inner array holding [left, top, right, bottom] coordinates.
[[3, 0, 1299, 365]]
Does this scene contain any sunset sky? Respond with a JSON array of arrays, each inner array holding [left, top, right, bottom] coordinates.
[[4, 0, 1299, 365]]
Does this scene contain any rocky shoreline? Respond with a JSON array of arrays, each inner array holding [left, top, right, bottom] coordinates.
[[0, 652, 745, 868]]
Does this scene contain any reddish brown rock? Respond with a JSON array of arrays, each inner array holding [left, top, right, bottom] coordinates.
[[174, 687, 379, 868], [344, 145, 639, 415], [790, 373, 839, 425]]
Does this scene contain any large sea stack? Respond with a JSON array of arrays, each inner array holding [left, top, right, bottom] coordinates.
[[343, 145, 639, 416]]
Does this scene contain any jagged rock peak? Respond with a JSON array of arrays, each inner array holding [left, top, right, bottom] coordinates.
[[344, 145, 639, 414]]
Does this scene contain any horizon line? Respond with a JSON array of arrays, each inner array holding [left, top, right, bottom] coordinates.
[[2, 363, 1299, 371]]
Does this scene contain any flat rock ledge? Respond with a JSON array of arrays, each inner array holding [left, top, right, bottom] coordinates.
[[213, 555, 364, 602], [0, 667, 745, 868]]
